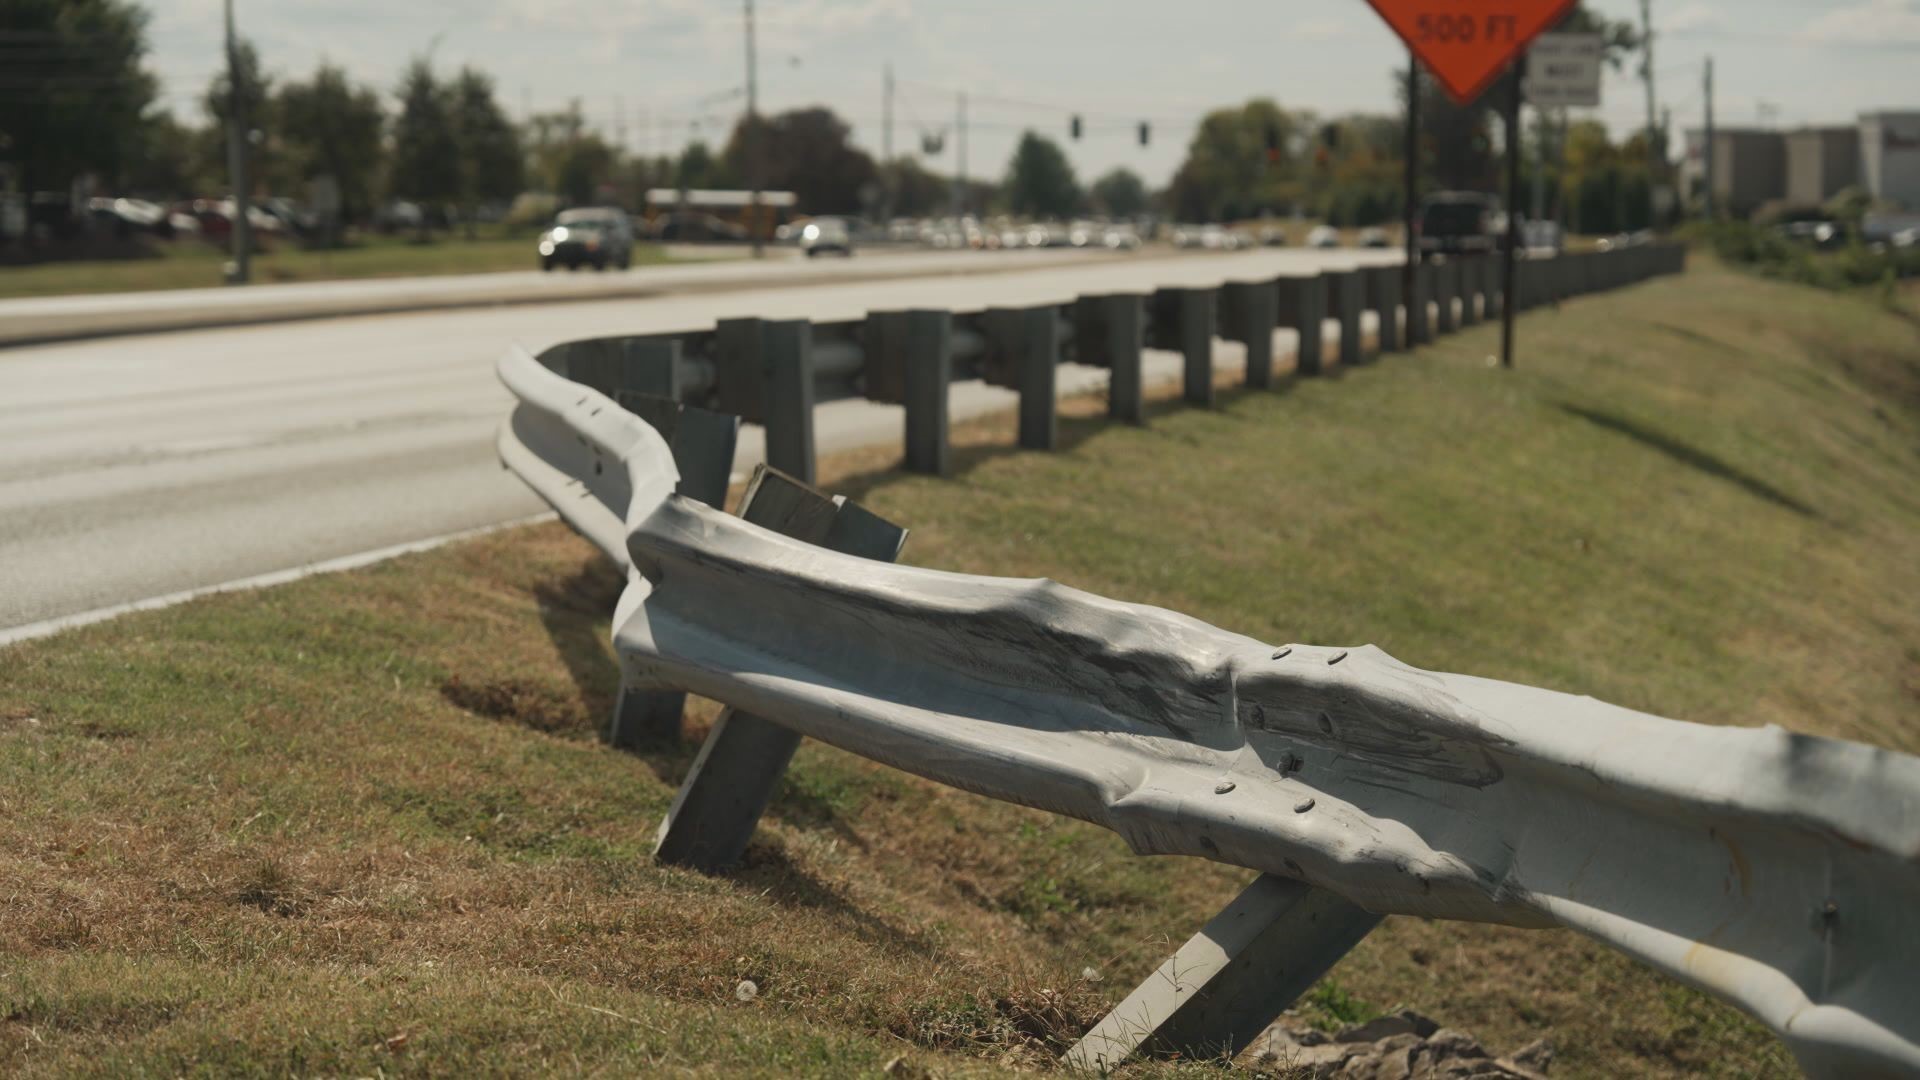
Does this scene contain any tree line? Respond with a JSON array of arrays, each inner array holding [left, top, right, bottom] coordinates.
[[6, 0, 1664, 245]]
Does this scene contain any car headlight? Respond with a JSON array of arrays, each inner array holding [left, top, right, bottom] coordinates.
[[803, 224, 820, 240], [551, 227, 569, 241], [538, 241, 554, 255]]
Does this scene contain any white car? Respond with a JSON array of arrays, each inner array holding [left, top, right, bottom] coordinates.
[[799, 217, 853, 257], [1307, 225, 1340, 249]]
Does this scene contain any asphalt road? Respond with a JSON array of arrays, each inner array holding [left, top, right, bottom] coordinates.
[[0, 246, 1398, 638]]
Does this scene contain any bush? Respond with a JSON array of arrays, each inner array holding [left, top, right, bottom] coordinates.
[[1693, 219, 1920, 291]]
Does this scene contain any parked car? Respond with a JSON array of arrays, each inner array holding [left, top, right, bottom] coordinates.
[[1259, 225, 1290, 247], [799, 216, 853, 257], [1306, 224, 1340, 249], [1417, 192, 1501, 256], [1358, 226, 1390, 249], [538, 207, 635, 271]]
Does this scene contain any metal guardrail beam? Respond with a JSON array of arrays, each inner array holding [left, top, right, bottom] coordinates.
[[498, 328, 1919, 1078]]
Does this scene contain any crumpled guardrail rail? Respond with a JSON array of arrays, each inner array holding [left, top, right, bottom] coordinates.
[[497, 342, 1920, 1077]]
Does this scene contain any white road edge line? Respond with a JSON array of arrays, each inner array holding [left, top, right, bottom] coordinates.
[[0, 512, 559, 650]]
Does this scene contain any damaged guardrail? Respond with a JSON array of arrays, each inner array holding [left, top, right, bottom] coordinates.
[[497, 339, 1918, 1078]]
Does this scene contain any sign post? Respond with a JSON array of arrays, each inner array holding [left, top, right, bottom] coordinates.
[[1364, 0, 1576, 370]]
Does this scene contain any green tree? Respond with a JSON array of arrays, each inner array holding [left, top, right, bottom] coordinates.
[[389, 59, 458, 235], [722, 107, 877, 214], [673, 141, 726, 190], [1002, 131, 1080, 219], [525, 104, 621, 206], [1166, 99, 1304, 221], [0, 0, 159, 216], [276, 63, 384, 232], [1089, 168, 1148, 218], [449, 67, 522, 233], [879, 156, 947, 217]]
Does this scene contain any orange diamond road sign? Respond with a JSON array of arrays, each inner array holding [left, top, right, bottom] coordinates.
[[1365, 0, 1578, 105]]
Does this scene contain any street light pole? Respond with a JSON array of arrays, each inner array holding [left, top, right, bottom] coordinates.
[[1402, 50, 1419, 317], [223, 0, 251, 285], [744, 0, 763, 258]]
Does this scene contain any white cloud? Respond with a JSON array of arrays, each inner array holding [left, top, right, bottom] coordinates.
[[1296, 17, 1348, 41], [1662, 3, 1721, 34], [1800, 0, 1920, 44]]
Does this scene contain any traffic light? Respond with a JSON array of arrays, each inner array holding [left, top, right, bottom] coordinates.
[[1071, 114, 1083, 140], [1264, 124, 1281, 164], [1138, 121, 1150, 147], [1320, 123, 1341, 149]]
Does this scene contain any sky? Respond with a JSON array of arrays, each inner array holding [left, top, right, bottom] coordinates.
[[144, 0, 1920, 189]]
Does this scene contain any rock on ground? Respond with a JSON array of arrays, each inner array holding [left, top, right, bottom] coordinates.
[[1245, 1009, 1554, 1079]]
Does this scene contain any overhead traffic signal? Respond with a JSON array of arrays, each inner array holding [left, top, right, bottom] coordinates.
[[1071, 114, 1083, 140], [1138, 121, 1150, 147]]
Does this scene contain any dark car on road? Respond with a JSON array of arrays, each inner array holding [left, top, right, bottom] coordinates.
[[538, 208, 635, 271], [1417, 192, 1502, 256]]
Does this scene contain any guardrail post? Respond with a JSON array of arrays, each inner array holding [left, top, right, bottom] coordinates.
[[1327, 269, 1364, 367], [714, 317, 766, 424], [1365, 266, 1402, 353], [1275, 275, 1326, 376], [904, 309, 952, 475], [1078, 293, 1145, 424], [1065, 874, 1382, 1072], [1178, 287, 1218, 405], [1433, 261, 1458, 334], [1406, 262, 1433, 346], [762, 319, 817, 484], [652, 468, 907, 872], [1458, 260, 1483, 327], [982, 305, 1060, 451], [606, 398, 742, 747], [1221, 281, 1276, 389]]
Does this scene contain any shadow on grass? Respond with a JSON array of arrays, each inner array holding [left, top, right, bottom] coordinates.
[[1556, 402, 1818, 518], [735, 842, 941, 959]]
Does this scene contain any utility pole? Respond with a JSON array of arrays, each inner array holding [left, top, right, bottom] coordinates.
[[744, 0, 763, 257], [1639, 0, 1659, 155], [1402, 50, 1420, 311], [954, 91, 968, 219], [882, 64, 894, 224], [1702, 56, 1715, 219], [222, 0, 251, 285]]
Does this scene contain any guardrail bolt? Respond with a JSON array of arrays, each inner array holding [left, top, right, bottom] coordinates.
[[1271, 647, 1292, 660], [1294, 797, 1316, 813], [1327, 650, 1348, 665], [1214, 781, 1237, 795], [1821, 899, 1840, 927], [1317, 713, 1333, 734]]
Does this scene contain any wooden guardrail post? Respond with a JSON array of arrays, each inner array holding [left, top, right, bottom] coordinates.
[[652, 468, 906, 871], [982, 305, 1060, 451], [1066, 874, 1382, 1071], [1365, 266, 1402, 353], [1077, 293, 1146, 424], [1221, 281, 1276, 389], [1458, 259, 1483, 327], [762, 319, 817, 484], [1177, 287, 1218, 406], [1275, 275, 1326, 376], [1327, 269, 1364, 367], [1433, 261, 1458, 335], [904, 309, 952, 475], [1406, 262, 1433, 346]]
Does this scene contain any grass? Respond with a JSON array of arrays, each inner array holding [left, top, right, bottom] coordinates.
[[0, 229, 683, 299], [3, 259, 1918, 1076]]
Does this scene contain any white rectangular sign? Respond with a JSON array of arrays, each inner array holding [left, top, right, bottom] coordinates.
[[1526, 32, 1603, 108]]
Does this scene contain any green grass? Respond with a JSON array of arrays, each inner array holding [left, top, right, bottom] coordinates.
[[0, 230, 683, 299], [2, 259, 1917, 1076]]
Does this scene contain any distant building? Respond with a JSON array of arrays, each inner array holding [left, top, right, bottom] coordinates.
[[1858, 111, 1920, 210], [1785, 127, 1860, 205], [1683, 128, 1786, 217]]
